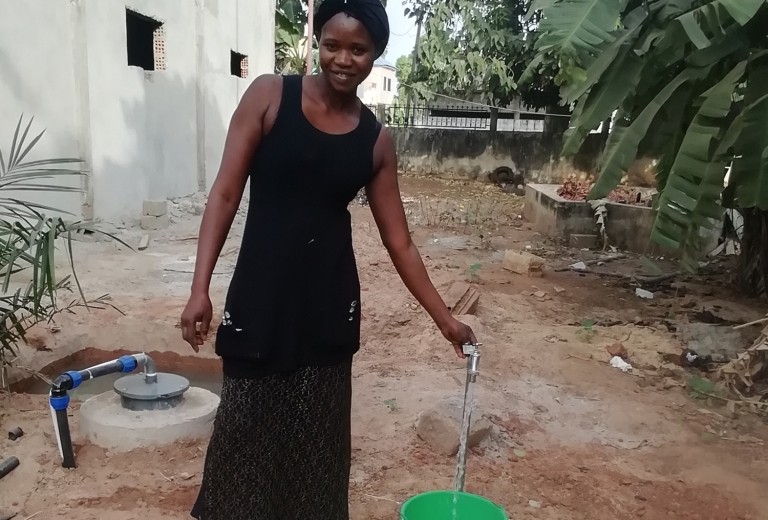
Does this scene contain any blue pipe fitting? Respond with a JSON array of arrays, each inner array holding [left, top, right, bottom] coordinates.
[[65, 370, 83, 389], [119, 355, 137, 373], [49, 394, 70, 411]]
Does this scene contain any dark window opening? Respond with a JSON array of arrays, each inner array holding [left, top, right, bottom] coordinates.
[[126, 9, 163, 71], [231, 51, 249, 78]]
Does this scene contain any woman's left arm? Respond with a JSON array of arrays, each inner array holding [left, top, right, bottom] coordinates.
[[366, 129, 476, 359]]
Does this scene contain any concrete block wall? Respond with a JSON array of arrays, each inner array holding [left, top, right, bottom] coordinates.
[[0, 0, 276, 223], [523, 184, 722, 256], [389, 127, 604, 184]]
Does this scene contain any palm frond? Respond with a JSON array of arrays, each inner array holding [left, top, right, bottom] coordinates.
[[0, 114, 106, 380]]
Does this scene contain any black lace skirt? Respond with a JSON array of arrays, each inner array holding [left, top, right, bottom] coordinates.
[[191, 362, 352, 520]]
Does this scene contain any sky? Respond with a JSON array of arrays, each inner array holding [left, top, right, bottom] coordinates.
[[384, 0, 418, 65]]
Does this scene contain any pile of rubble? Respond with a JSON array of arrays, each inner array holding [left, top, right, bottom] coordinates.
[[557, 179, 653, 206], [717, 321, 768, 414]]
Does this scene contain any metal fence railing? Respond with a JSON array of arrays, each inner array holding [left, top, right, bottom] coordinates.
[[385, 104, 490, 129], [377, 104, 545, 132]]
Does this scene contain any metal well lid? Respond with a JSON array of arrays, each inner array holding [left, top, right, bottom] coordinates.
[[114, 372, 190, 401]]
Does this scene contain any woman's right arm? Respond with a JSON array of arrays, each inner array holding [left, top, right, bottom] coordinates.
[[181, 75, 280, 351]]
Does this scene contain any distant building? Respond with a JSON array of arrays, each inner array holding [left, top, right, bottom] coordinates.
[[358, 57, 397, 106], [0, 0, 274, 221]]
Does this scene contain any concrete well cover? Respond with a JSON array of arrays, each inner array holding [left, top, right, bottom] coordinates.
[[79, 387, 219, 452]]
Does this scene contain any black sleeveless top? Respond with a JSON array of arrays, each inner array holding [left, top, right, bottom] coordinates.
[[216, 75, 381, 378]]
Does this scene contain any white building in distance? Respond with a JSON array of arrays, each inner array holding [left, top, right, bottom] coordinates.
[[0, 0, 275, 222], [358, 57, 396, 107]]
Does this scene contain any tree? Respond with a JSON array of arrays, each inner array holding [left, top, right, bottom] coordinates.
[[275, 0, 310, 74], [400, 0, 560, 109], [525, 0, 768, 293], [395, 55, 412, 101]]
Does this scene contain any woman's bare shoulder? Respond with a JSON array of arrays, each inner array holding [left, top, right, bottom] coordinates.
[[241, 74, 283, 108]]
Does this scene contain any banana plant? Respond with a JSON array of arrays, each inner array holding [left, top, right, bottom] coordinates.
[[524, 0, 768, 274]]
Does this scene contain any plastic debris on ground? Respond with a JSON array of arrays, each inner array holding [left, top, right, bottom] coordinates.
[[570, 261, 588, 271], [635, 288, 654, 299], [610, 356, 633, 373]]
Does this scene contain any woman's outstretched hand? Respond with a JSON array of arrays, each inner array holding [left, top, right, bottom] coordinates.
[[440, 317, 477, 359], [181, 292, 213, 352]]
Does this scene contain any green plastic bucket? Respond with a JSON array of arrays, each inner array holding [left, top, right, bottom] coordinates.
[[400, 491, 508, 520]]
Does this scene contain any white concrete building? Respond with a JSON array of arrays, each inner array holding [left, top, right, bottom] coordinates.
[[0, 0, 275, 222], [358, 57, 396, 106]]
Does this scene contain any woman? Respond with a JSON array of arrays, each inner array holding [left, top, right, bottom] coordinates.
[[182, 0, 476, 518]]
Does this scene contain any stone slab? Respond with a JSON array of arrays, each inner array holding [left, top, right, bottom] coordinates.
[[143, 200, 168, 217], [443, 282, 480, 316], [140, 214, 170, 230], [502, 250, 545, 277]]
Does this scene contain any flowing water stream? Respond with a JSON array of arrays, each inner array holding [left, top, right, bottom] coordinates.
[[452, 378, 476, 520]]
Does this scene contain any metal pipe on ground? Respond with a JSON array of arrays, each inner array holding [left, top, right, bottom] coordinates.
[[0, 456, 19, 480]]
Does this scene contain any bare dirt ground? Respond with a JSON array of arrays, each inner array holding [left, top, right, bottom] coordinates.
[[1, 175, 767, 520]]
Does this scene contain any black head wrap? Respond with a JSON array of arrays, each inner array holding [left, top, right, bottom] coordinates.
[[314, 0, 390, 59]]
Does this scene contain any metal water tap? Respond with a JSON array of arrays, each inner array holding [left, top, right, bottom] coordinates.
[[462, 343, 481, 382]]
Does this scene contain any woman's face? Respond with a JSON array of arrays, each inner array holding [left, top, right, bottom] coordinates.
[[318, 13, 376, 94]]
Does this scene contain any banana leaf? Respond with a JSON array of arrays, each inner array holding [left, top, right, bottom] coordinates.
[[729, 55, 768, 210], [589, 66, 709, 199], [536, 0, 627, 64], [652, 60, 748, 268]]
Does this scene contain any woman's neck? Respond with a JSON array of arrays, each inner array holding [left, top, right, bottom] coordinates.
[[311, 73, 358, 111]]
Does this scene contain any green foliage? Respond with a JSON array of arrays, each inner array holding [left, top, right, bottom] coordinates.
[[576, 319, 597, 342], [275, 5, 309, 75], [535, 0, 627, 59], [395, 55, 413, 101], [0, 116, 115, 385], [525, 0, 768, 267], [402, 0, 560, 108], [726, 55, 768, 209], [466, 263, 482, 282], [591, 67, 707, 199], [688, 375, 717, 399], [653, 60, 748, 270]]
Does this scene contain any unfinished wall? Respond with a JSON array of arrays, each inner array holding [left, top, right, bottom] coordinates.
[[0, 0, 84, 217], [389, 127, 603, 183], [202, 0, 275, 191], [0, 0, 275, 222], [84, 1, 199, 221]]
